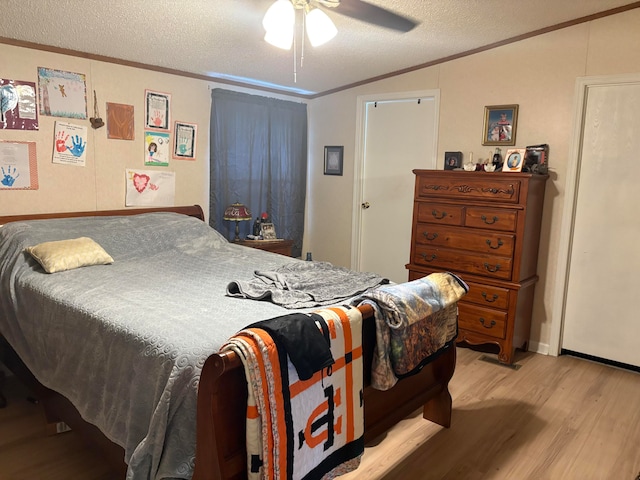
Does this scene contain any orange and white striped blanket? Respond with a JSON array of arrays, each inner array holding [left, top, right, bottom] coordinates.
[[221, 306, 364, 480]]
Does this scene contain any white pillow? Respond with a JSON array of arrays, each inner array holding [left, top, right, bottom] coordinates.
[[25, 237, 114, 273]]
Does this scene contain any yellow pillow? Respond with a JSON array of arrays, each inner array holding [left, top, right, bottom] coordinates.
[[25, 237, 114, 273]]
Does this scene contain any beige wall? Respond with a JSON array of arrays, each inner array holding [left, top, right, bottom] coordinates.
[[306, 8, 640, 353], [0, 44, 210, 215], [0, 43, 300, 219]]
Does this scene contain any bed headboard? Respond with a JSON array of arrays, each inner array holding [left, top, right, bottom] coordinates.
[[0, 205, 205, 225]]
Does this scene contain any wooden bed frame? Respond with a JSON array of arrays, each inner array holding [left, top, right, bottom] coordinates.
[[0, 205, 457, 480]]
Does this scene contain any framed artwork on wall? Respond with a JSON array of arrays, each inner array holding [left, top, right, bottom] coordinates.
[[173, 121, 197, 160], [324, 146, 344, 176], [145, 89, 171, 131], [482, 104, 518, 146], [107, 103, 134, 140]]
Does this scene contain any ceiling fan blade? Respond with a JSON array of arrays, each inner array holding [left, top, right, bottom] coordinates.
[[332, 0, 418, 33]]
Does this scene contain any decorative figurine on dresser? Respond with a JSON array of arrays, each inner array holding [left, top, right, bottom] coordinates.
[[406, 170, 548, 364]]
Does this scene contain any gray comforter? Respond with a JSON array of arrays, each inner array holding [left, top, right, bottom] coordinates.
[[0, 213, 334, 479]]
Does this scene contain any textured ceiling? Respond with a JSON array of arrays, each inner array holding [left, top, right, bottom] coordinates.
[[1, 0, 638, 97]]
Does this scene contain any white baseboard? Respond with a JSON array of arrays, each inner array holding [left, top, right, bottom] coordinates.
[[527, 341, 550, 356]]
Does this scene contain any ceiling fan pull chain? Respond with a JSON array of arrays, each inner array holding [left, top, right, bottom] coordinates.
[[293, 14, 298, 83], [301, 9, 305, 68]]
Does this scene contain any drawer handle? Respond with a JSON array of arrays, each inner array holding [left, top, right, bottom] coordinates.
[[481, 215, 499, 225], [486, 238, 503, 250], [422, 232, 438, 241], [479, 318, 496, 329], [420, 253, 437, 262], [483, 262, 501, 273], [482, 186, 515, 196], [481, 292, 499, 303], [431, 210, 447, 220]]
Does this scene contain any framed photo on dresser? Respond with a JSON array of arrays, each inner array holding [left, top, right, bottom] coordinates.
[[503, 148, 526, 172], [444, 151, 463, 170], [260, 223, 277, 240]]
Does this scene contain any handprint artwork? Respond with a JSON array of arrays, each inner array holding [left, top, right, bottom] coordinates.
[[55, 130, 85, 156], [145, 90, 170, 130], [55, 131, 69, 152], [67, 135, 86, 157], [1, 165, 19, 187], [150, 110, 164, 127], [52, 121, 88, 166]]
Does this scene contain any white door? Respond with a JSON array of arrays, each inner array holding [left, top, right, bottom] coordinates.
[[353, 93, 438, 284], [561, 80, 640, 367]]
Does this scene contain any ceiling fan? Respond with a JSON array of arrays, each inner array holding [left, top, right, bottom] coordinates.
[[263, 0, 417, 82], [263, 0, 417, 50], [315, 0, 418, 33]]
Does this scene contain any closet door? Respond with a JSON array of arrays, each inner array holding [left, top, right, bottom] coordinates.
[[561, 81, 640, 367], [358, 96, 437, 284]]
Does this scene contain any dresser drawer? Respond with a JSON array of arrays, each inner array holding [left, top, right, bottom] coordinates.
[[465, 207, 518, 232], [458, 303, 507, 339], [416, 202, 464, 226], [416, 175, 521, 203], [414, 224, 515, 256], [413, 246, 513, 280], [462, 280, 510, 310]]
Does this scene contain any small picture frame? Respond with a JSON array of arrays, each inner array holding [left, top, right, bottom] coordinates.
[[173, 121, 197, 160], [260, 222, 277, 240], [524, 144, 549, 173], [444, 151, 463, 170], [483, 104, 518, 146], [324, 146, 344, 176], [145, 89, 171, 131], [503, 148, 526, 172]]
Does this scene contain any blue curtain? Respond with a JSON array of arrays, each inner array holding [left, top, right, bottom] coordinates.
[[209, 89, 308, 257]]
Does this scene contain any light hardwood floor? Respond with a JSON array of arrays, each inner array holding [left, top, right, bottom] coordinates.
[[1, 348, 639, 479]]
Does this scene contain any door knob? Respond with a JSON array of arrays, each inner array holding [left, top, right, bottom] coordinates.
[[362, 202, 370, 209]]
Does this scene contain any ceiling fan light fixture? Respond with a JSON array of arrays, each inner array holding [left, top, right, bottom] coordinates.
[[305, 7, 337, 47], [264, 28, 294, 50], [263, 0, 295, 49]]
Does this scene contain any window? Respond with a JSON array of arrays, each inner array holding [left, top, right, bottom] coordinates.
[[209, 89, 307, 257]]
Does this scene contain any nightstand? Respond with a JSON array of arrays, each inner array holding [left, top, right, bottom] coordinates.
[[236, 239, 294, 257]]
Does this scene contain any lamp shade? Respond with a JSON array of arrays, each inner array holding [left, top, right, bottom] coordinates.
[[263, 0, 295, 50], [305, 7, 337, 47], [223, 202, 252, 221]]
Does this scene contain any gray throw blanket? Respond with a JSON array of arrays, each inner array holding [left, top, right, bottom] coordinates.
[[226, 261, 388, 309]]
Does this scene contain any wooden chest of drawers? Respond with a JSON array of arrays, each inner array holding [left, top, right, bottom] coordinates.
[[406, 170, 547, 364]]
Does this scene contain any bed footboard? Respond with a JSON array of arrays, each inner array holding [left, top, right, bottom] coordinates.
[[192, 304, 456, 480]]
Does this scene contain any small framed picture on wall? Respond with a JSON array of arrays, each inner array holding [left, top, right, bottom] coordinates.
[[173, 121, 197, 160], [483, 104, 518, 146], [324, 146, 344, 176], [145, 89, 171, 131]]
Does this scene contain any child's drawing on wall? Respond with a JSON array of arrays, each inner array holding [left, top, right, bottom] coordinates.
[[0, 140, 38, 190], [125, 169, 175, 207], [37, 68, 87, 119], [52, 121, 87, 166], [144, 131, 170, 166]]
